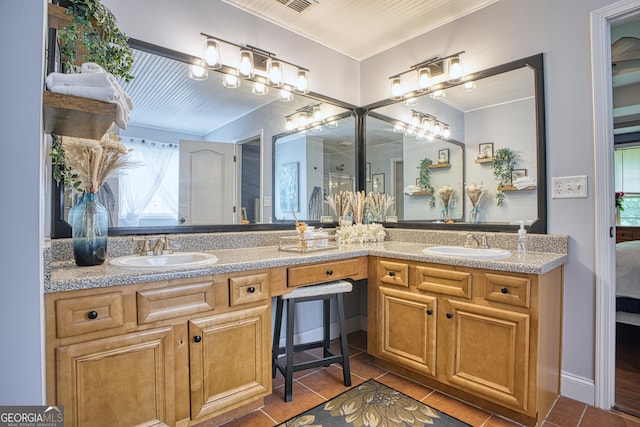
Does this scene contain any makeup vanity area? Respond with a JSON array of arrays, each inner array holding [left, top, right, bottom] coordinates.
[[44, 5, 562, 426]]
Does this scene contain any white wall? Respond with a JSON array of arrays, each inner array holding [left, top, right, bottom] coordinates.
[[362, 0, 620, 401], [0, 0, 46, 404]]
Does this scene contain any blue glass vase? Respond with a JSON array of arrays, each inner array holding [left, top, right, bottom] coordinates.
[[71, 193, 108, 266], [470, 205, 480, 224]]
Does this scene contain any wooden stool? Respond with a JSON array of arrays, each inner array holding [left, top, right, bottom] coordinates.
[[272, 280, 353, 402]]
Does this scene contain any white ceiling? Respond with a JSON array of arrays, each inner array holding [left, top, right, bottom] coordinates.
[[219, 0, 499, 60]]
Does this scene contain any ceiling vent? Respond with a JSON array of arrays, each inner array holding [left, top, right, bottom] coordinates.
[[275, 0, 318, 14]]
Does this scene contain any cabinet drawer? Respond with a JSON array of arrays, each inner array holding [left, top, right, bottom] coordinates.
[[230, 273, 269, 306], [415, 266, 472, 299], [287, 258, 364, 287], [378, 260, 409, 288], [56, 292, 124, 338], [137, 280, 215, 324], [617, 230, 634, 242], [484, 273, 530, 308]]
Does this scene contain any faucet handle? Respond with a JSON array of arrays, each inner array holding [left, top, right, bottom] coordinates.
[[464, 233, 478, 248], [480, 233, 490, 249], [162, 235, 174, 254], [135, 237, 153, 256]]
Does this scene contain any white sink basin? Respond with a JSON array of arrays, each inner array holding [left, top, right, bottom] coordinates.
[[422, 246, 512, 260], [109, 252, 218, 270]]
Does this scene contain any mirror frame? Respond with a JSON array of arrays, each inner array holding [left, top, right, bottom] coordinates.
[[51, 44, 546, 237], [359, 54, 547, 234]]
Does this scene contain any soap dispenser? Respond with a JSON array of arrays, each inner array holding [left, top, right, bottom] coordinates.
[[517, 221, 528, 256]]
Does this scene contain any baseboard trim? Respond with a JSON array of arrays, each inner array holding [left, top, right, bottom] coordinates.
[[561, 371, 595, 406]]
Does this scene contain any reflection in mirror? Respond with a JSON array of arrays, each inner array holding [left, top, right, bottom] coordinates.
[[53, 40, 355, 236], [366, 113, 464, 222], [366, 55, 544, 231], [273, 114, 356, 222]]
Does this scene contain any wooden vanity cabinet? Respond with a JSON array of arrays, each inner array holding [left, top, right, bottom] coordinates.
[[368, 257, 563, 427], [45, 271, 272, 427]]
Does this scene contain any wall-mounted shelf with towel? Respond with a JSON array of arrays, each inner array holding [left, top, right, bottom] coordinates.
[[43, 90, 117, 140], [404, 190, 433, 196], [498, 185, 536, 191]]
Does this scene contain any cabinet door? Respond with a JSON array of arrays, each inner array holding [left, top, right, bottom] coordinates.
[[378, 287, 437, 377], [189, 304, 271, 420], [443, 299, 530, 412], [56, 327, 175, 427]]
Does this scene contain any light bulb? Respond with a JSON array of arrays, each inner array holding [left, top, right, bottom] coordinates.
[[313, 106, 322, 122], [430, 89, 446, 99], [222, 72, 240, 88], [442, 125, 451, 139], [188, 59, 208, 81], [326, 119, 338, 128], [389, 76, 403, 100], [202, 38, 221, 69], [278, 89, 294, 102], [393, 123, 405, 133], [417, 67, 432, 92], [463, 81, 477, 91], [286, 117, 294, 131], [421, 118, 431, 133], [404, 97, 418, 106], [268, 59, 284, 87], [433, 121, 442, 136], [298, 112, 308, 128], [239, 49, 255, 78], [295, 69, 309, 94], [252, 82, 268, 95], [411, 112, 421, 127], [447, 56, 464, 82]]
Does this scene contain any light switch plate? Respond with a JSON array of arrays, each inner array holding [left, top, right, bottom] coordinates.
[[264, 196, 272, 207], [551, 175, 588, 199]]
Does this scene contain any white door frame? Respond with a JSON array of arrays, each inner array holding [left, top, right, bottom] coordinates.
[[591, 0, 640, 410]]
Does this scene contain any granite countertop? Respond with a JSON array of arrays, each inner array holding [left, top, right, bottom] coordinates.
[[47, 241, 568, 293]]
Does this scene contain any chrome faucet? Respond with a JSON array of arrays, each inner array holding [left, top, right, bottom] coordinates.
[[464, 233, 480, 248]]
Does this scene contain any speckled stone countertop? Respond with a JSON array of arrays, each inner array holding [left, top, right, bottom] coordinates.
[[47, 231, 568, 293]]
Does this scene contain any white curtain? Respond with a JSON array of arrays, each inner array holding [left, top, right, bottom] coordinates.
[[119, 137, 179, 226]]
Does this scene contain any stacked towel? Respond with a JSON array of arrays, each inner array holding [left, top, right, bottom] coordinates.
[[512, 176, 537, 189], [404, 184, 424, 195], [45, 63, 134, 130]]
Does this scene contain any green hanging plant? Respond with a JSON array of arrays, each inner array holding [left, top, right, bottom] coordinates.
[[56, 0, 134, 82], [491, 147, 517, 206], [418, 157, 436, 207], [50, 134, 81, 192]]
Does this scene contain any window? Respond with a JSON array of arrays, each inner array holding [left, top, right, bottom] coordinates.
[[615, 146, 640, 225]]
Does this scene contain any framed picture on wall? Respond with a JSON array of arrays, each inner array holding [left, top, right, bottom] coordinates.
[[372, 173, 385, 193], [438, 148, 450, 164], [279, 161, 299, 212], [512, 169, 527, 182], [479, 142, 494, 159]]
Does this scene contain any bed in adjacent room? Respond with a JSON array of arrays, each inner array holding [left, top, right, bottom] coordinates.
[[616, 240, 640, 326]]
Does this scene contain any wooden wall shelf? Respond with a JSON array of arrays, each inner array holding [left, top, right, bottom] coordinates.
[[405, 190, 433, 196], [428, 163, 451, 169], [474, 158, 494, 164], [498, 185, 536, 191], [43, 91, 117, 140]]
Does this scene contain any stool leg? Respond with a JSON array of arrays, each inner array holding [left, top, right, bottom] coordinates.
[[336, 293, 351, 387], [272, 296, 284, 378], [284, 298, 295, 402], [323, 297, 331, 358]]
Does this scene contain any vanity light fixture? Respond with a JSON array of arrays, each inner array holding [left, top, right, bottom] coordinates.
[[284, 103, 335, 132], [252, 81, 268, 95], [395, 110, 450, 141], [278, 89, 294, 102], [222, 70, 241, 88], [194, 32, 311, 94], [387, 51, 466, 100]]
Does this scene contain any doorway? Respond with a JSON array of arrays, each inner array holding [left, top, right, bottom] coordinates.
[[591, 0, 640, 413], [239, 135, 262, 224]]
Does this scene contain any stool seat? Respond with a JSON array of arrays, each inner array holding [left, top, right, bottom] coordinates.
[[282, 280, 353, 299], [272, 279, 353, 402]]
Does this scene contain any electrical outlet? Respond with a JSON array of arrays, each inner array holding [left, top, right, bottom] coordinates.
[[551, 175, 588, 199]]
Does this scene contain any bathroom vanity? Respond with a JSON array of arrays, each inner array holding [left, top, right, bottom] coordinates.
[[44, 234, 566, 427]]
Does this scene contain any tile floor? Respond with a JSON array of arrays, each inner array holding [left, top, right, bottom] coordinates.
[[218, 331, 640, 427]]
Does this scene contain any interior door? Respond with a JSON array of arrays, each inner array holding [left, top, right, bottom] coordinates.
[[179, 140, 235, 225]]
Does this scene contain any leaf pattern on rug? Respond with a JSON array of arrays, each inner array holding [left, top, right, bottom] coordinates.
[[323, 381, 440, 427]]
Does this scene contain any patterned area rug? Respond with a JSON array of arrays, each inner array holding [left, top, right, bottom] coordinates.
[[277, 379, 471, 426]]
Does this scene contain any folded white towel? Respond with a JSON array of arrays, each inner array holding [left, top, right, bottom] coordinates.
[[404, 185, 424, 195], [512, 176, 537, 189], [46, 71, 115, 89]]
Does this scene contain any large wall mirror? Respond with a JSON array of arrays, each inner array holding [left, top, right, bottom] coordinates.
[[365, 54, 546, 233], [51, 39, 356, 237]]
